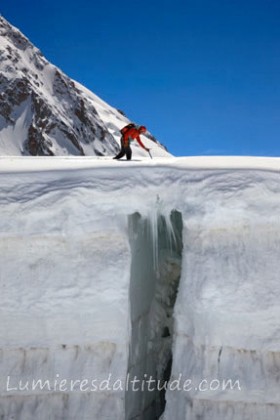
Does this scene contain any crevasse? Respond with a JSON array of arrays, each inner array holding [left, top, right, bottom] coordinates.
[[126, 207, 183, 420], [1, 158, 280, 420]]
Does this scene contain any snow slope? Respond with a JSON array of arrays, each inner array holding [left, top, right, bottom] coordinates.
[[0, 156, 280, 420], [0, 16, 170, 157]]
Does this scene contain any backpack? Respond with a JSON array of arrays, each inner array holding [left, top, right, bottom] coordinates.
[[120, 123, 137, 135]]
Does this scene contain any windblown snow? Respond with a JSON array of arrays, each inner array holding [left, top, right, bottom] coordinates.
[[0, 156, 280, 420]]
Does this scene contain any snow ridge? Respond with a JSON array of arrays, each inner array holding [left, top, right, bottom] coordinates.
[[0, 16, 170, 157]]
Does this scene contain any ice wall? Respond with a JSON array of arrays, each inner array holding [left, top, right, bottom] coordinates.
[[0, 167, 132, 419], [0, 157, 280, 420], [163, 167, 280, 420]]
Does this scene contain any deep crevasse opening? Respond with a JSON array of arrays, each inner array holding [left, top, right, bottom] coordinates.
[[126, 209, 183, 420]]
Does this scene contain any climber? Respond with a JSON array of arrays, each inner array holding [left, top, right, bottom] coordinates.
[[113, 124, 150, 160]]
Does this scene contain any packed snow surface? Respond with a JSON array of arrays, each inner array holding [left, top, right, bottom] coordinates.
[[0, 155, 280, 420]]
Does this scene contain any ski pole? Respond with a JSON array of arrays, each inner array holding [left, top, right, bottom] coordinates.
[[148, 150, 153, 159]]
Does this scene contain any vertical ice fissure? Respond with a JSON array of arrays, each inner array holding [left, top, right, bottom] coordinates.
[[126, 209, 183, 420]]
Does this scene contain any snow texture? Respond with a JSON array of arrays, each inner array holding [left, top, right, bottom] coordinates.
[[0, 156, 280, 420]]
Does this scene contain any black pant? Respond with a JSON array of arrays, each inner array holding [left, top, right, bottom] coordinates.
[[113, 138, 132, 160]]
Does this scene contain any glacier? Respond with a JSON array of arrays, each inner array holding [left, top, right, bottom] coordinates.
[[0, 156, 280, 420]]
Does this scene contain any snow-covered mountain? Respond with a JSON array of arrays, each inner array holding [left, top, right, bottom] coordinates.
[[0, 156, 280, 419], [0, 16, 170, 157]]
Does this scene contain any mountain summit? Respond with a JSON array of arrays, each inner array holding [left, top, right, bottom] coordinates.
[[0, 16, 169, 157]]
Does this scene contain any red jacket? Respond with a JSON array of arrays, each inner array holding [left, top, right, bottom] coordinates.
[[122, 128, 146, 149]]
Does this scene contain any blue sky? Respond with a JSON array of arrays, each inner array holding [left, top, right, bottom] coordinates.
[[1, 0, 280, 156]]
